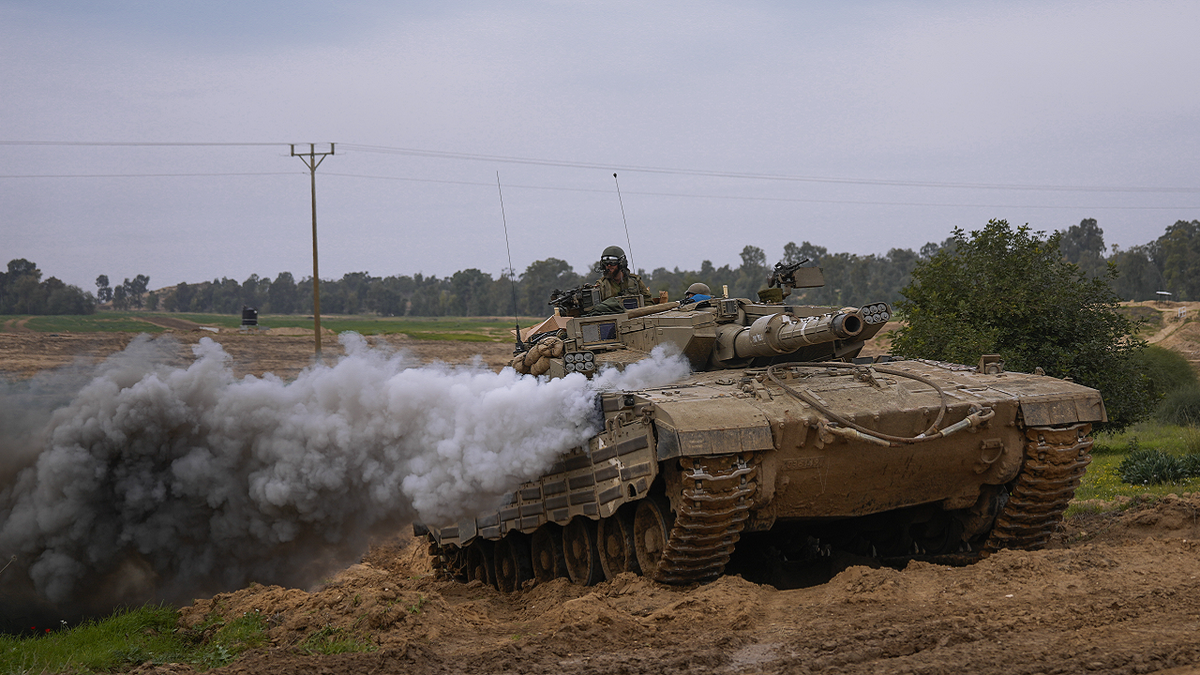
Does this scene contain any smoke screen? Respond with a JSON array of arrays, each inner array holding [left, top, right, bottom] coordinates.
[[0, 334, 690, 630]]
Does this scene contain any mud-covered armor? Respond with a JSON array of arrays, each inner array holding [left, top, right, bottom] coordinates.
[[418, 260, 1104, 589]]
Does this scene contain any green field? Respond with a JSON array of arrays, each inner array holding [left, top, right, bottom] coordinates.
[[13, 312, 544, 342], [1069, 421, 1200, 509], [22, 315, 170, 333]]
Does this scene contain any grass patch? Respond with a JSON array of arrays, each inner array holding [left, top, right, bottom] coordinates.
[[22, 315, 168, 333], [0, 604, 183, 674], [0, 605, 271, 674], [1157, 384, 1200, 426], [190, 611, 270, 669], [1071, 422, 1200, 508], [10, 312, 538, 342], [297, 626, 377, 656]]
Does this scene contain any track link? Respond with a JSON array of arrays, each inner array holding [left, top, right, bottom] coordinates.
[[657, 453, 758, 584], [984, 423, 1093, 553]]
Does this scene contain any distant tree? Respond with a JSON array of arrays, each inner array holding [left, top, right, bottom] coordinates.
[[1152, 220, 1200, 300], [166, 282, 194, 313], [207, 278, 241, 313], [267, 272, 299, 314], [111, 285, 129, 311], [519, 258, 581, 316], [1110, 245, 1165, 301], [365, 276, 407, 316], [406, 273, 450, 316], [44, 277, 95, 314], [890, 219, 1152, 430], [783, 241, 828, 266], [450, 268, 494, 316], [919, 236, 957, 259], [7, 259, 39, 279], [123, 274, 150, 309], [732, 245, 767, 299], [1059, 218, 1108, 279], [95, 275, 113, 304], [241, 274, 267, 311]]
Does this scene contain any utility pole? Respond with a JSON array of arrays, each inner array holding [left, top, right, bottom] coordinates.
[[291, 143, 334, 358]]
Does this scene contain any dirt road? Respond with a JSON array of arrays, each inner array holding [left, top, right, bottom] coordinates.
[[4, 326, 1200, 674]]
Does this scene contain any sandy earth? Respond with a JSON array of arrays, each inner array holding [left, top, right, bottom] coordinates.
[[1137, 301, 1200, 368], [170, 500, 1200, 675], [4, 314, 1200, 674]]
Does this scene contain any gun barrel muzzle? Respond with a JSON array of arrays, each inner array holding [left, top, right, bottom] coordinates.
[[731, 308, 865, 359]]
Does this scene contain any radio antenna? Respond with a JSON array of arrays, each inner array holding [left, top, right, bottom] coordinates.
[[613, 172, 636, 272], [497, 172, 526, 354]]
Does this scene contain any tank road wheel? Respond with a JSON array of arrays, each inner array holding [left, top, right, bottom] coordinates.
[[563, 517, 605, 585], [598, 506, 642, 579], [494, 534, 534, 593], [633, 495, 676, 581], [531, 525, 569, 583], [464, 539, 496, 587]]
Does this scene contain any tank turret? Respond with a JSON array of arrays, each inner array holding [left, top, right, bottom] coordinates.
[[521, 261, 889, 377]]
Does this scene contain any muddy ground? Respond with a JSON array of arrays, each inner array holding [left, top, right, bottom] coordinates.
[[4, 317, 1200, 675]]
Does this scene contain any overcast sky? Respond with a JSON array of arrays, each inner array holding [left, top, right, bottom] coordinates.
[[3, 1, 1198, 293]]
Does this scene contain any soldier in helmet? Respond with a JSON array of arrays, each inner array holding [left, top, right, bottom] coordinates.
[[586, 245, 652, 315], [682, 282, 712, 304]]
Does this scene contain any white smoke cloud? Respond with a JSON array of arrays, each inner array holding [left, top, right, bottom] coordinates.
[[590, 343, 692, 391], [0, 334, 690, 617]]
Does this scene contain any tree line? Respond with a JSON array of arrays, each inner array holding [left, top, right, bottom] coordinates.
[[0, 259, 96, 315], [128, 243, 936, 318], [3, 218, 1197, 317]]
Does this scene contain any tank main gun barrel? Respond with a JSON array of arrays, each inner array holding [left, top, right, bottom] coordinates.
[[714, 308, 864, 365]]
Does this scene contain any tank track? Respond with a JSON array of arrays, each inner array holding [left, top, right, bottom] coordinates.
[[983, 423, 1093, 553], [656, 453, 758, 584]]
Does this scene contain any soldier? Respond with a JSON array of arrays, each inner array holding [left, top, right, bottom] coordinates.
[[683, 282, 712, 304], [586, 245, 652, 315]]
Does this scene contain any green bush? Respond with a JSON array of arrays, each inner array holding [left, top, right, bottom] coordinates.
[[1156, 384, 1200, 426], [889, 220, 1154, 430], [1136, 345, 1199, 398], [1118, 439, 1200, 484]]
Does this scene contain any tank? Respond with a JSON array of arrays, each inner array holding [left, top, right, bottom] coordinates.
[[416, 260, 1104, 590]]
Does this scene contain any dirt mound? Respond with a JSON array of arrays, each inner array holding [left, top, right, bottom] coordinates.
[[157, 496, 1200, 674], [1154, 320, 1200, 366]]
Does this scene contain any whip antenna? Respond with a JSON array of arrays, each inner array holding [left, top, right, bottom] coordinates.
[[613, 172, 636, 272], [497, 172, 526, 354]]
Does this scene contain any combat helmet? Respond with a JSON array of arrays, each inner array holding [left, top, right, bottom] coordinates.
[[598, 245, 628, 271], [685, 282, 710, 297]]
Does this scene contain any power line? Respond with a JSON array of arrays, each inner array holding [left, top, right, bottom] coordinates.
[[0, 141, 285, 147], [0, 172, 297, 178], [319, 171, 1197, 211], [3, 140, 1198, 205], [340, 143, 1200, 194]]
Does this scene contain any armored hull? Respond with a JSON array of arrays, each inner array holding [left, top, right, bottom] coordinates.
[[419, 292, 1104, 589]]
